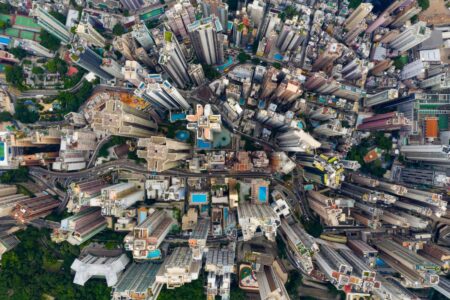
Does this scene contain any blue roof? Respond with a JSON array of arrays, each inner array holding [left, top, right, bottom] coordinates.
[[0, 36, 10, 46]]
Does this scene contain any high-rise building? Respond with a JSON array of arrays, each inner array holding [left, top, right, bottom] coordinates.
[[200, 0, 229, 30], [76, 17, 106, 47], [12, 194, 60, 223], [100, 182, 145, 216], [91, 100, 157, 138], [155, 247, 201, 289], [159, 31, 190, 89], [401, 144, 450, 165], [122, 60, 148, 87], [135, 80, 190, 111], [390, 2, 422, 28], [364, 89, 398, 107], [120, 0, 144, 11], [374, 239, 440, 288], [188, 64, 206, 86], [256, 265, 290, 300], [296, 153, 344, 189], [260, 11, 280, 38], [137, 136, 191, 172], [51, 207, 107, 245], [276, 17, 307, 53], [389, 21, 431, 52], [70, 42, 114, 80], [131, 21, 154, 51], [276, 130, 321, 152], [247, 0, 265, 28], [205, 248, 235, 300], [370, 59, 393, 76], [312, 43, 343, 71], [314, 120, 349, 136], [345, 22, 367, 45], [124, 210, 175, 260], [344, 3, 373, 31], [237, 203, 280, 241], [166, 0, 196, 40], [32, 4, 71, 44], [113, 33, 137, 61], [188, 16, 224, 65], [112, 263, 162, 300], [401, 59, 428, 80], [357, 112, 410, 131]]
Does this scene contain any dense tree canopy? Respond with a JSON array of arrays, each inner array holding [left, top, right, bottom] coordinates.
[[112, 23, 126, 36], [5, 65, 25, 90], [0, 227, 111, 300], [14, 101, 39, 123], [40, 29, 61, 51], [9, 47, 27, 60]]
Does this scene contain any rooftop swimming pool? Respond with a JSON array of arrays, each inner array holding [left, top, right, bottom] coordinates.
[[191, 193, 208, 204], [258, 186, 267, 202], [216, 56, 233, 72]]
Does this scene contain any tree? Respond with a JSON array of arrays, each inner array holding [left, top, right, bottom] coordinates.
[[5, 65, 25, 90], [50, 11, 66, 24], [202, 64, 220, 80], [14, 102, 39, 123], [0, 3, 12, 14], [237, 52, 250, 63], [284, 6, 298, 19], [45, 57, 68, 74], [272, 62, 282, 69], [0, 111, 12, 122], [0, 167, 28, 183], [9, 47, 27, 60], [112, 23, 126, 36], [39, 29, 61, 51], [418, 0, 429, 10], [31, 66, 44, 75]]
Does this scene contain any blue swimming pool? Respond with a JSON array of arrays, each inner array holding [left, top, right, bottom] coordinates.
[[170, 113, 186, 122], [147, 249, 161, 259], [0, 36, 10, 46], [191, 193, 208, 204], [259, 186, 267, 202], [273, 53, 283, 61], [197, 139, 212, 149]]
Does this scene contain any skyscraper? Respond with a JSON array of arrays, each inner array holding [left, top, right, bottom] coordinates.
[[166, 0, 196, 40], [188, 64, 206, 86], [32, 4, 72, 44], [122, 60, 148, 87], [135, 80, 191, 111], [389, 21, 431, 52], [137, 136, 191, 172], [312, 43, 343, 71], [131, 21, 154, 51], [276, 17, 307, 53], [401, 145, 450, 165], [276, 130, 321, 152], [70, 42, 114, 80], [188, 16, 224, 65], [91, 100, 157, 138], [247, 0, 265, 28], [200, 0, 229, 30], [76, 16, 106, 47], [357, 112, 411, 131], [159, 31, 190, 89], [344, 3, 373, 31]]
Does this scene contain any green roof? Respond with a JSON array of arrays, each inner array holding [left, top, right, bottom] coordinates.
[[15, 15, 40, 30], [439, 115, 449, 130], [20, 31, 35, 40], [4, 28, 19, 38], [0, 14, 11, 23], [164, 31, 173, 42]]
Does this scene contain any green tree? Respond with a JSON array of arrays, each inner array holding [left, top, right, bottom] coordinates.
[[39, 29, 61, 51], [0, 2, 12, 14], [9, 47, 27, 60], [349, 0, 362, 9], [31, 66, 44, 75], [272, 62, 282, 69], [284, 6, 298, 19], [0, 167, 28, 183], [14, 102, 39, 123], [50, 11, 67, 24], [112, 23, 126, 36], [45, 57, 68, 74], [418, 0, 429, 10], [237, 51, 250, 63], [285, 270, 302, 299], [5, 65, 25, 90], [0, 111, 13, 122], [202, 64, 221, 80]]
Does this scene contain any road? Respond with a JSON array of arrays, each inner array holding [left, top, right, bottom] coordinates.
[[15, 76, 88, 99]]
